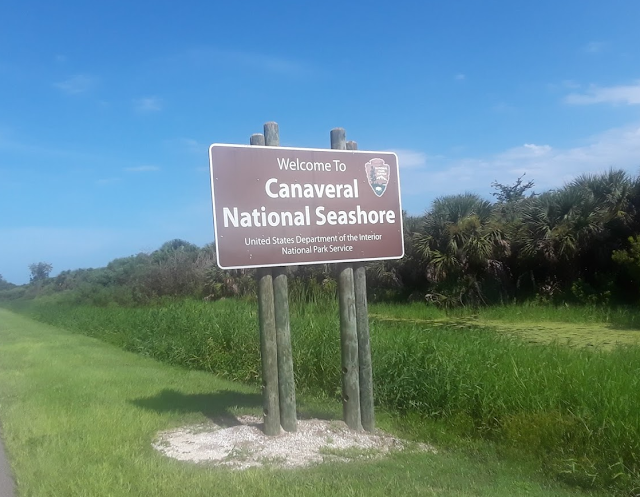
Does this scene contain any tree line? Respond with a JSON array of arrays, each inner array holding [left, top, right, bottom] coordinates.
[[3, 169, 640, 307]]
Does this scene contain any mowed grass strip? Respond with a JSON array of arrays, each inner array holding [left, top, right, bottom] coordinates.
[[0, 309, 605, 497]]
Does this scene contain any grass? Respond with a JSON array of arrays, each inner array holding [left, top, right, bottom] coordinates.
[[0, 308, 607, 497], [369, 300, 640, 326], [5, 298, 640, 494], [369, 301, 640, 349]]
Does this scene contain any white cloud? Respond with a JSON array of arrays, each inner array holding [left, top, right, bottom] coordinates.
[[565, 82, 640, 105], [134, 96, 163, 112], [454, 73, 465, 81], [398, 124, 640, 213], [54, 74, 96, 94], [390, 149, 428, 168], [124, 165, 160, 172], [498, 143, 552, 160]]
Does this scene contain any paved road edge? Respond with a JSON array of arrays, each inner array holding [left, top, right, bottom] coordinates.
[[0, 424, 15, 497]]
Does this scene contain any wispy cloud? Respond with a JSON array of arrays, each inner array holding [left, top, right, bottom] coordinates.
[[584, 41, 607, 54], [454, 73, 466, 81], [0, 130, 117, 166], [398, 124, 640, 213], [561, 80, 580, 89], [565, 82, 640, 105], [133, 96, 163, 112], [183, 47, 317, 78], [124, 165, 160, 172], [547, 80, 581, 93], [171, 137, 207, 155], [96, 178, 120, 186], [0, 226, 122, 284], [54, 74, 96, 94], [390, 149, 428, 169], [492, 102, 516, 113], [498, 143, 552, 160]]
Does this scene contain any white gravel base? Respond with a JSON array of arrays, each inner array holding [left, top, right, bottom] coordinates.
[[153, 416, 433, 469]]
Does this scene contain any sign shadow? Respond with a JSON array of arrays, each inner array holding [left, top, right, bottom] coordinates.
[[131, 389, 262, 428]]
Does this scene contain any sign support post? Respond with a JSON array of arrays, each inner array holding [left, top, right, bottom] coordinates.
[[250, 131, 281, 436], [264, 122, 297, 433], [331, 128, 362, 431], [346, 139, 375, 432], [250, 123, 297, 435]]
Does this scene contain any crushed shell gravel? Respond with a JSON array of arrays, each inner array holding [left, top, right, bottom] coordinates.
[[153, 415, 434, 469]]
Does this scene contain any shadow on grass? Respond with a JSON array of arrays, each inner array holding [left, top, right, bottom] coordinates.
[[133, 389, 346, 430], [131, 389, 262, 427]]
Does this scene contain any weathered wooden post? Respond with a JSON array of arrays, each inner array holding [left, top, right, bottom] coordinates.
[[264, 122, 297, 433], [347, 139, 375, 432], [250, 131, 280, 436], [332, 128, 362, 431]]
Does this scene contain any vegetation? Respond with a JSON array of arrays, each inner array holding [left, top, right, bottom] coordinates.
[[3, 168, 639, 308], [0, 309, 606, 497], [0, 274, 15, 291], [2, 168, 640, 495], [6, 298, 640, 495], [28, 262, 53, 283]]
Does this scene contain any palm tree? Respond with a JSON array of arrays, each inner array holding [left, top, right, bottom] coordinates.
[[570, 169, 634, 227], [513, 169, 637, 299], [413, 193, 508, 306]]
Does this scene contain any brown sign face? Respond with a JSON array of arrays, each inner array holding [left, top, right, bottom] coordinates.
[[209, 144, 404, 269]]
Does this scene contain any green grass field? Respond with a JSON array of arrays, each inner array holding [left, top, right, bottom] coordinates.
[[5, 298, 640, 494], [0, 308, 609, 497]]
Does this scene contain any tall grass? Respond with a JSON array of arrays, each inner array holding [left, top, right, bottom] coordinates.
[[372, 320, 640, 490], [8, 298, 640, 494]]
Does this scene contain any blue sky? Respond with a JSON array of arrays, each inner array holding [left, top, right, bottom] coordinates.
[[2, 0, 640, 284]]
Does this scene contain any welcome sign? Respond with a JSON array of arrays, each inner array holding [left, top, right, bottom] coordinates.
[[209, 144, 404, 269]]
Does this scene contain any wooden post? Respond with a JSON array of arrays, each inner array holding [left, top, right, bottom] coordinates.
[[332, 128, 362, 431], [251, 131, 280, 436], [263, 121, 279, 148], [256, 268, 280, 436], [354, 262, 374, 431], [273, 267, 296, 432], [264, 122, 297, 433], [347, 140, 375, 432]]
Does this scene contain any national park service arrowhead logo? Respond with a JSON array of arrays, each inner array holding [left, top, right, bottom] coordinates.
[[365, 158, 390, 197]]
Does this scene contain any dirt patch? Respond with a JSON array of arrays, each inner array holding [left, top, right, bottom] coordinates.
[[153, 416, 433, 469]]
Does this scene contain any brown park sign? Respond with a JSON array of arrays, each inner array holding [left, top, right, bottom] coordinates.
[[208, 144, 404, 269]]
